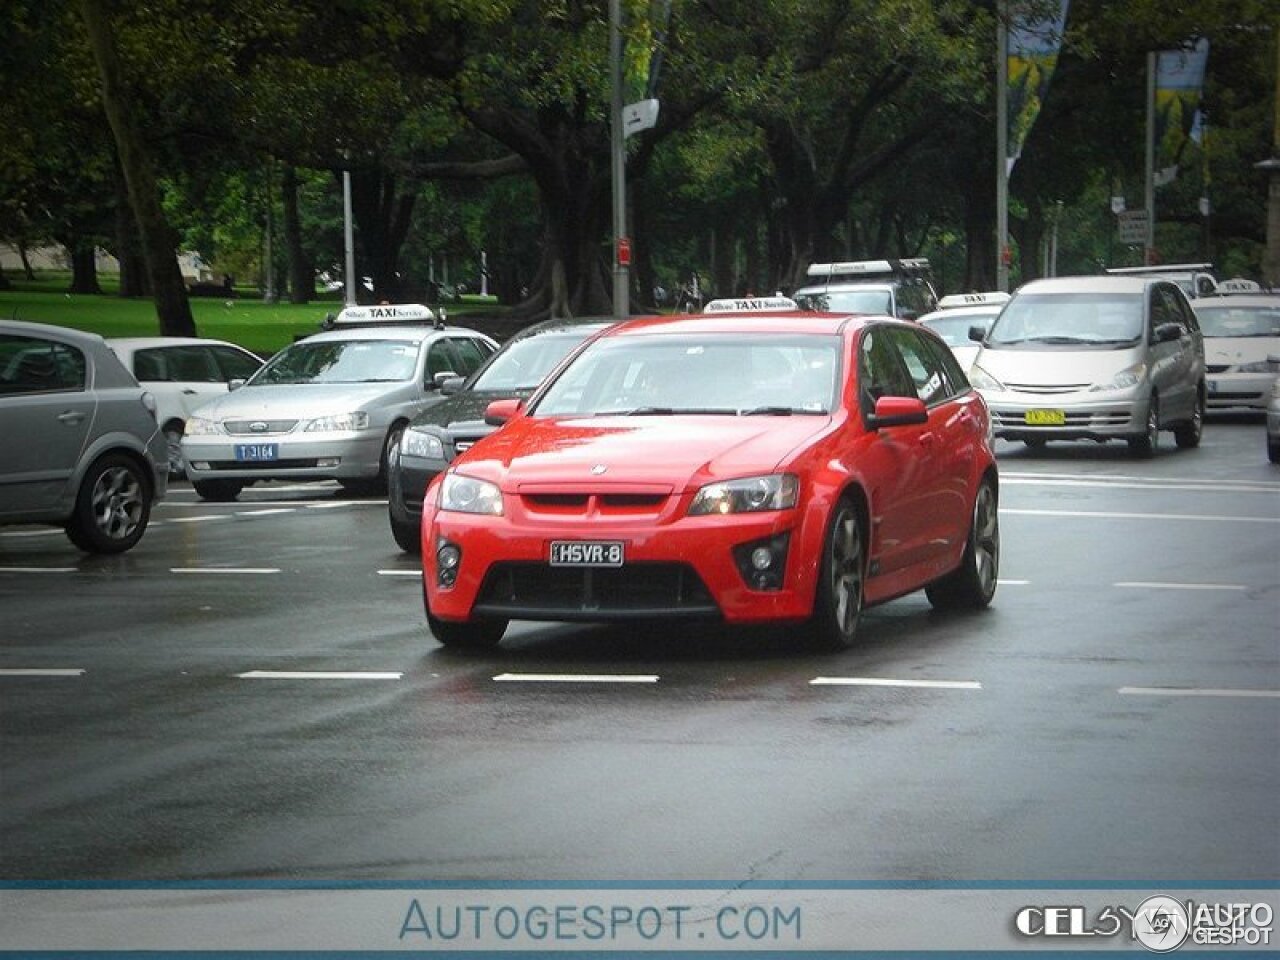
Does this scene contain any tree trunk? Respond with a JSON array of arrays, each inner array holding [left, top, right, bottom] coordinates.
[[18, 242, 35, 280], [349, 168, 416, 303], [67, 243, 101, 294], [78, 0, 195, 336], [281, 165, 312, 304], [0, 265, 10, 291]]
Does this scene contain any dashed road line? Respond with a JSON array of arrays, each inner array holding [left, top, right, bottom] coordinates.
[[493, 673, 660, 684], [170, 567, 282, 575], [1115, 581, 1248, 592], [810, 677, 982, 690], [236, 670, 403, 680], [1003, 508, 1280, 524], [0, 566, 79, 574], [0, 668, 85, 677], [1119, 686, 1280, 699], [377, 570, 421, 577], [235, 509, 297, 517]]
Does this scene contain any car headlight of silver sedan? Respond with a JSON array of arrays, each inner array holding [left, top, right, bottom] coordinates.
[[688, 474, 798, 516], [440, 473, 503, 515], [184, 416, 221, 436], [401, 429, 446, 460], [1089, 362, 1147, 392], [304, 412, 370, 432]]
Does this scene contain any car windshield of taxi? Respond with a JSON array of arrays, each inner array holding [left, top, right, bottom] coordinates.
[[249, 338, 421, 385]]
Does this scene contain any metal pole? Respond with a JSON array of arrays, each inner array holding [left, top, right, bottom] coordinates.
[[995, 3, 1009, 292], [609, 0, 629, 318], [1144, 51, 1156, 264], [342, 165, 356, 307]]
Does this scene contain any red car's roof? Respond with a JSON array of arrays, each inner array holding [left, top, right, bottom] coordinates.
[[607, 311, 885, 338]]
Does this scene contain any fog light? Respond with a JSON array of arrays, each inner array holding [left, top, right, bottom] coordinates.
[[436, 540, 461, 588], [191, 461, 210, 470], [317, 457, 340, 468], [750, 546, 773, 570], [732, 532, 791, 591]]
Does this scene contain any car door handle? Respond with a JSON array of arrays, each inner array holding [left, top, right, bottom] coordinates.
[[919, 431, 936, 447], [182, 388, 198, 395], [57, 411, 87, 425]]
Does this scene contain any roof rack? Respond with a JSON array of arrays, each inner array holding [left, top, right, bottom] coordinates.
[[805, 258, 931, 280], [1104, 263, 1213, 275]]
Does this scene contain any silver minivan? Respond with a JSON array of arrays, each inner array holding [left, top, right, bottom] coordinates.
[[968, 276, 1205, 456]]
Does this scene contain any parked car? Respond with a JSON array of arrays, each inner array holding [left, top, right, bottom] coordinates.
[[108, 337, 264, 478], [0, 319, 167, 553], [181, 317, 498, 501], [794, 259, 938, 320], [420, 309, 998, 651], [388, 316, 614, 553], [969, 275, 1205, 456], [1189, 294, 1280, 413], [918, 292, 1010, 370]]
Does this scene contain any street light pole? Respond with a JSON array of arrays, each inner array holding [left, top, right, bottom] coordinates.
[[343, 159, 356, 307], [995, 3, 1009, 292], [609, 0, 629, 319]]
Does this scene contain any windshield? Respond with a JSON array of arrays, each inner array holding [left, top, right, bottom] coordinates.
[[796, 289, 893, 315], [922, 311, 999, 347], [249, 339, 420, 385], [1195, 306, 1280, 338], [986, 293, 1143, 347], [469, 331, 594, 392], [533, 333, 841, 417]]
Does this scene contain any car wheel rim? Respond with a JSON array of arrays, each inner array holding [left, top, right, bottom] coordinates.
[[92, 466, 143, 541], [829, 509, 862, 635], [1191, 398, 1203, 439], [973, 485, 999, 593], [165, 429, 184, 476]]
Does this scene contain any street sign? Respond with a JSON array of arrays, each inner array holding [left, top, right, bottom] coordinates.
[[623, 99, 659, 138], [1117, 210, 1148, 245], [616, 237, 631, 267]]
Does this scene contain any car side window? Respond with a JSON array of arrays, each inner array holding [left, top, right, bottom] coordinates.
[[425, 341, 458, 382], [210, 345, 262, 381], [0, 336, 86, 394], [165, 345, 221, 382], [449, 338, 493, 377], [920, 331, 971, 396], [1149, 286, 1173, 337], [857, 327, 917, 414], [887, 327, 950, 406]]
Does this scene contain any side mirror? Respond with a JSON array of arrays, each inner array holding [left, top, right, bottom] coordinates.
[[484, 398, 523, 426], [228, 378, 246, 392], [440, 376, 466, 396], [968, 324, 988, 343], [867, 395, 928, 429], [430, 370, 458, 390], [1154, 322, 1183, 344], [899, 309, 920, 322]]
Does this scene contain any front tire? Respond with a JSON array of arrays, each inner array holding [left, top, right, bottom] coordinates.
[[192, 478, 243, 501], [64, 453, 152, 554], [807, 498, 865, 650], [1128, 394, 1159, 457], [1173, 390, 1204, 449], [428, 612, 507, 650], [926, 479, 999, 610]]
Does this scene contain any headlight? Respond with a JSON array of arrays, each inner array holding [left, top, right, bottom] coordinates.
[[184, 416, 220, 436], [688, 474, 798, 516], [401, 429, 446, 459], [1090, 362, 1147, 392], [439, 473, 503, 515], [967, 364, 1005, 392], [305, 412, 370, 432], [1237, 360, 1276, 373]]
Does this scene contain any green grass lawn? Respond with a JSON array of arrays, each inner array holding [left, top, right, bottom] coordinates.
[[0, 273, 507, 355]]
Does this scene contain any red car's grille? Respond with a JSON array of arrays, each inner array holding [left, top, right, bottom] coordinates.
[[472, 562, 719, 620], [521, 492, 670, 514]]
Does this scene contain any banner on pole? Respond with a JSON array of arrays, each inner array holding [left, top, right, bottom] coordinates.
[[1154, 38, 1210, 187], [1006, 0, 1070, 176]]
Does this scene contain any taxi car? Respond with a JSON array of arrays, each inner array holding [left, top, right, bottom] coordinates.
[[794, 259, 939, 320], [0, 319, 167, 553], [420, 308, 999, 650], [918, 292, 1010, 370], [388, 316, 615, 552], [1190, 294, 1280, 413], [182, 306, 497, 500]]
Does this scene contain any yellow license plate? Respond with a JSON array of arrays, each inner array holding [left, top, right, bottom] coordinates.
[[1024, 409, 1065, 426]]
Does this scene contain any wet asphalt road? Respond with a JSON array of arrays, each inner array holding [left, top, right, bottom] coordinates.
[[1, 420, 1277, 883]]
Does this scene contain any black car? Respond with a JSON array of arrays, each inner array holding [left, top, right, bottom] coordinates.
[[387, 316, 614, 552]]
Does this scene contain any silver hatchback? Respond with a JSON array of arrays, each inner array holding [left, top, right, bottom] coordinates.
[[0, 319, 168, 553], [969, 276, 1205, 456]]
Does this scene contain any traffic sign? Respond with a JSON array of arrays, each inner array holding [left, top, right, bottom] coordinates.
[[1117, 210, 1148, 245]]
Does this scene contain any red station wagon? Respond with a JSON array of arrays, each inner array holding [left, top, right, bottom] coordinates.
[[420, 310, 999, 650]]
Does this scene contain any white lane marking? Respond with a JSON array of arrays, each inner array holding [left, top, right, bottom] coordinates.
[[0, 566, 79, 574], [1001, 473, 1279, 495], [493, 673, 660, 684], [0, 668, 86, 677], [306, 502, 363, 510], [170, 567, 282, 574], [377, 570, 421, 577], [235, 508, 296, 517], [0, 529, 63, 538], [810, 677, 982, 690], [166, 515, 230, 524], [997, 579, 1030, 585], [1003, 508, 1280, 524], [1115, 581, 1249, 592], [1119, 686, 1280, 699], [236, 670, 403, 680]]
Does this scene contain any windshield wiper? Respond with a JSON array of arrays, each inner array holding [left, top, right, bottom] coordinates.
[[739, 405, 793, 416], [1023, 336, 1095, 345]]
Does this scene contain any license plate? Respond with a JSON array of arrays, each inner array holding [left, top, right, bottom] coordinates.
[[1024, 409, 1065, 426], [549, 540, 624, 567], [235, 443, 278, 462]]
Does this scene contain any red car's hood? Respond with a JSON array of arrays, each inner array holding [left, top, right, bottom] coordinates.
[[456, 414, 834, 492]]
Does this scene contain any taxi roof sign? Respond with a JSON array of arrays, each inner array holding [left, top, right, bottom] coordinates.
[[1217, 277, 1263, 295], [936, 291, 1010, 309], [331, 303, 438, 326], [805, 258, 930, 279], [702, 296, 800, 314]]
